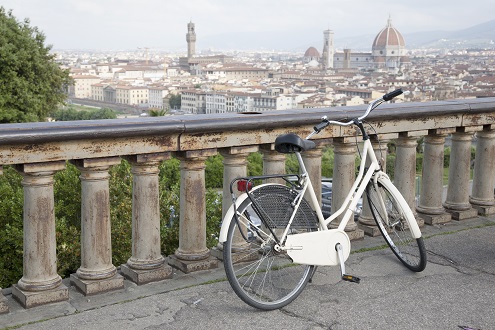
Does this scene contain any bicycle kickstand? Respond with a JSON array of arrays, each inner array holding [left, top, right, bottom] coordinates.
[[336, 243, 361, 284]]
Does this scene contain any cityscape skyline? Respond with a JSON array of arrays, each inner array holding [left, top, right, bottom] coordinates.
[[2, 0, 494, 51]]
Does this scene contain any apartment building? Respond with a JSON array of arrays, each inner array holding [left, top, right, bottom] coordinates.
[[181, 89, 206, 114], [69, 75, 101, 98], [202, 88, 297, 114], [116, 85, 149, 107], [91, 83, 105, 101], [232, 92, 254, 113], [149, 87, 170, 110], [205, 92, 227, 114]]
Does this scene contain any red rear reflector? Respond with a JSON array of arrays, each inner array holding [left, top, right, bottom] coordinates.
[[237, 180, 253, 192]]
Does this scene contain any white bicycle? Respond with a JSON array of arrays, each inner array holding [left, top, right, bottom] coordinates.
[[218, 89, 427, 310]]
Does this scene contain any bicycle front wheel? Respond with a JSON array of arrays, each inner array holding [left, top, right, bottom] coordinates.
[[366, 179, 427, 272], [223, 184, 318, 310]]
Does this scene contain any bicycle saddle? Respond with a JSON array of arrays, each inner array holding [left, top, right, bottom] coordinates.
[[275, 133, 316, 153]]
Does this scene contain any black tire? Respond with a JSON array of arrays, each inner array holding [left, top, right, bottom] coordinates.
[[366, 180, 427, 272], [223, 184, 318, 310]]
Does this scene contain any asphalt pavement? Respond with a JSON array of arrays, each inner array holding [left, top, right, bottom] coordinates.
[[2, 215, 495, 330]]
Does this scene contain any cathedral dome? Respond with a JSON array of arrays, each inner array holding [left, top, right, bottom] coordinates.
[[372, 17, 405, 49], [304, 46, 320, 58], [371, 16, 407, 67]]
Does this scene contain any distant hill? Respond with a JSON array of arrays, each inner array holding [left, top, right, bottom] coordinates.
[[332, 19, 495, 51], [198, 19, 495, 52], [406, 19, 495, 49]]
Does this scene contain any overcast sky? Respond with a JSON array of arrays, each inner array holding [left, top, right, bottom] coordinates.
[[2, 0, 494, 51]]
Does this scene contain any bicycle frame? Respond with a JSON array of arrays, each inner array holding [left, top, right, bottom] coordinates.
[[278, 136, 381, 244], [219, 120, 387, 247]]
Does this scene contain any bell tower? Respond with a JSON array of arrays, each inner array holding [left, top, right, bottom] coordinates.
[[186, 21, 196, 58], [321, 29, 334, 70]]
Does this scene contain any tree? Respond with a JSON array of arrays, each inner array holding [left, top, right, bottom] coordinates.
[[0, 8, 71, 123], [51, 107, 117, 121], [169, 94, 181, 110]]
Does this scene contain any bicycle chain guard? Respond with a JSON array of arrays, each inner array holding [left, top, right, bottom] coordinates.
[[284, 229, 350, 266]]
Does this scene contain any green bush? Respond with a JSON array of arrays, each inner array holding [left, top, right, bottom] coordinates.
[[51, 107, 117, 121], [444, 147, 451, 168], [205, 154, 223, 189], [386, 154, 396, 179], [0, 166, 23, 287], [285, 154, 299, 174], [54, 163, 81, 228], [0, 166, 23, 229], [247, 152, 262, 176], [322, 147, 334, 178], [55, 217, 81, 280], [159, 158, 180, 190], [416, 153, 424, 173], [0, 218, 23, 288], [109, 160, 133, 268]]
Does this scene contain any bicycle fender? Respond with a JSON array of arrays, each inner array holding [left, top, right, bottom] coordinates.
[[377, 176, 422, 239], [218, 192, 249, 243]]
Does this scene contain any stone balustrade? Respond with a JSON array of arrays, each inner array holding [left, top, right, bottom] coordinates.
[[1, 98, 495, 312]]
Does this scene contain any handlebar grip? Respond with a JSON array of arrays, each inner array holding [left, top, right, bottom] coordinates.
[[383, 89, 403, 101], [313, 120, 329, 133]]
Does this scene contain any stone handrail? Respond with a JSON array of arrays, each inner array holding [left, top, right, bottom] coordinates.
[[1, 97, 495, 312]]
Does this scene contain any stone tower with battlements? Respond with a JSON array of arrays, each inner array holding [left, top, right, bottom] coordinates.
[[186, 21, 196, 58]]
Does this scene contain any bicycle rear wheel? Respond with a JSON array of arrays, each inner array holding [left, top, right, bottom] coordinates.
[[223, 184, 318, 310], [366, 179, 427, 272]]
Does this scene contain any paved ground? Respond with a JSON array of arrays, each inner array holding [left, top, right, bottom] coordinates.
[[2, 215, 495, 330]]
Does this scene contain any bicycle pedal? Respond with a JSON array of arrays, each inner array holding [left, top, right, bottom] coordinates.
[[342, 274, 361, 283]]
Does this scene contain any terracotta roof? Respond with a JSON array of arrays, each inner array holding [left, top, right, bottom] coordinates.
[[372, 17, 405, 48], [304, 47, 320, 58]]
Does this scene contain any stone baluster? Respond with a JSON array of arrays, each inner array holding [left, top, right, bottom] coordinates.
[[470, 128, 495, 215], [394, 134, 419, 213], [443, 130, 478, 220], [261, 146, 286, 184], [120, 154, 173, 285], [168, 150, 218, 273], [393, 133, 424, 227], [358, 135, 389, 236], [302, 144, 326, 207], [0, 289, 7, 314], [70, 157, 124, 295], [416, 131, 452, 224], [331, 138, 364, 240], [220, 146, 259, 219], [212, 146, 259, 261], [12, 161, 68, 308]]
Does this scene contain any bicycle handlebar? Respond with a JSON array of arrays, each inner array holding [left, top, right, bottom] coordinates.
[[383, 89, 404, 101], [312, 89, 403, 134]]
